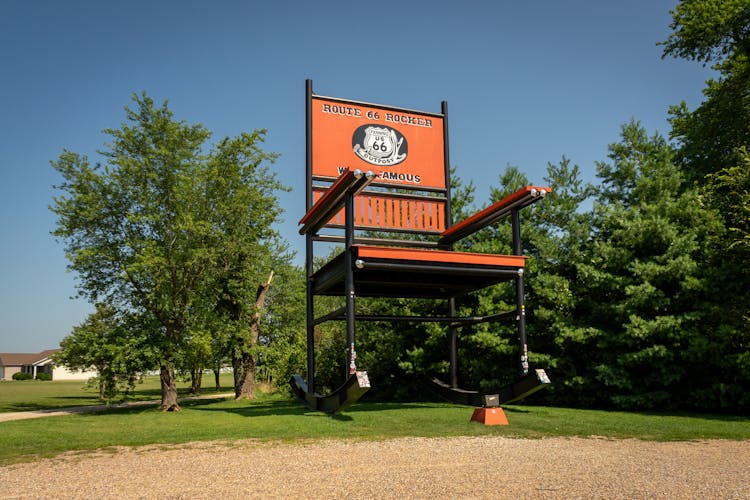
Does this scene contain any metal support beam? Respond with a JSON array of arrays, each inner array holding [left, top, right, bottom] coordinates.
[[304, 79, 316, 393], [511, 208, 528, 376], [314, 310, 517, 326], [305, 236, 315, 393], [344, 191, 357, 376], [448, 297, 458, 388]]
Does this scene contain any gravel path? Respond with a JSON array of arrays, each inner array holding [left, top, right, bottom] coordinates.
[[1, 436, 748, 498]]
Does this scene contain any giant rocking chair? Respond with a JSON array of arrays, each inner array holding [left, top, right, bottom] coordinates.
[[290, 80, 552, 413]]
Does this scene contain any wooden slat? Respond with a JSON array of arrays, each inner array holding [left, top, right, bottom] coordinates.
[[312, 188, 449, 234]]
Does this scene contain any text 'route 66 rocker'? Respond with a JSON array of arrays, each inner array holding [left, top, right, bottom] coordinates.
[[290, 80, 552, 413]]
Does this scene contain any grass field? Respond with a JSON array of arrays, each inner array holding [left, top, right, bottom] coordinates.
[[0, 374, 234, 412], [1, 378, 748, 465]]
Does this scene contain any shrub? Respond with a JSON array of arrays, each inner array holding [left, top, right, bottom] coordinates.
[[12, 372, 33, 381], [36, 373, 52, 381]]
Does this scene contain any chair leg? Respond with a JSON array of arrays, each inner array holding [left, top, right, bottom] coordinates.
[[305, 234, 316, 393], [511, 208, 529, 377], [344, 192, 357, 374], [448, 297, 458, 388], [515, 270, 528, 377]]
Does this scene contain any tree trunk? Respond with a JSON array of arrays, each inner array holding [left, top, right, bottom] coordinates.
[[190, 368, 203, 394], [213, 367, 221, 391], [190, 368, 202, 394], [159, 364, 180, 411], [233, 271, 273, 400], [233, 351, 256, 399], [97, 364, 109, 401]]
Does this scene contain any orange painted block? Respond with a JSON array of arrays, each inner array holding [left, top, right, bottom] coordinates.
[[470, 407, 509, 426]]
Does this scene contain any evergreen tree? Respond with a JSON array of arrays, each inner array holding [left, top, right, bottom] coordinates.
[[520, 159, 595, 406], [578, 122, 722, 409]]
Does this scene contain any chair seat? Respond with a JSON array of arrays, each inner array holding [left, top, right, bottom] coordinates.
[[312, 245, 526, 298]]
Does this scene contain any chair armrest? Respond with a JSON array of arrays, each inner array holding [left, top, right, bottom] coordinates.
[[299, 168, 375, 235], [439, 186, 550, 245]]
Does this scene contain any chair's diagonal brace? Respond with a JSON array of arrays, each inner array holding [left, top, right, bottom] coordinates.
[[439, 186, 550, 246], [299, 168, 376, 235]]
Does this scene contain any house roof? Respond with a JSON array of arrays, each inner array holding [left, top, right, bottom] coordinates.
[[0, 349, 61, 367]]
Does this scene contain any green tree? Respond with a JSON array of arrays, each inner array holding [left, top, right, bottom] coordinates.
[[53, 305, 156, 401], [662, 0, 750, 179], [662, 0, 750, 410], [698, 151, 750, 409], [258, 264, 307, 394], [576, 122, 723, 409], [51, 93, 288, 409], [180, 328, 212, 394], [202, 132, 290, 399], [662, 0, 750, 64], [514, 159, 595, 406]]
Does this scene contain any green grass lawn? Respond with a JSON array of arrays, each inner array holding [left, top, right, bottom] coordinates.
[[0, 374, 235, 412], [0, 387, 748, 465]]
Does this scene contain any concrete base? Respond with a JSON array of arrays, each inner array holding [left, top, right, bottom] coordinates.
[[470, 407, 509, 426]]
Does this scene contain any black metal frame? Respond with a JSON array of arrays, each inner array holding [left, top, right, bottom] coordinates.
[[293, 79, 550, 413]]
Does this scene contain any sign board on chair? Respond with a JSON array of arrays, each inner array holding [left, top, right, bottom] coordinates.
[[310, 96, 447, 190]]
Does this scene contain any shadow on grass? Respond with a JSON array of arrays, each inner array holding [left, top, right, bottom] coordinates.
[[129, 389, 224, 397], [503, 406, 532, 414], [3, 396, 102, 412], [187, 397, 463, 421], [55, 395, 101, 402], [188, 399, 310, 418], [4, 403, 65, 412], [519, 402, 749, 423], [630, 409, 750, 423], [329, 413, 354, 421], [174, 398, 750, 431], [346, 401, 453, 412]]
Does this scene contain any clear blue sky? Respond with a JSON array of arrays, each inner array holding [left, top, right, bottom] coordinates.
[[0, 1, 713, 352]]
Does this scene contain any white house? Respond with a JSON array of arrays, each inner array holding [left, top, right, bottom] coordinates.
[[0, 350, 98, 381]]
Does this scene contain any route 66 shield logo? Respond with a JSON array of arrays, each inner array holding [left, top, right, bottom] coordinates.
[[352, 125, 407, 166]]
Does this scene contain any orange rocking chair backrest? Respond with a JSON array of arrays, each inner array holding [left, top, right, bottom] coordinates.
[[307, 90, 452, 242]]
